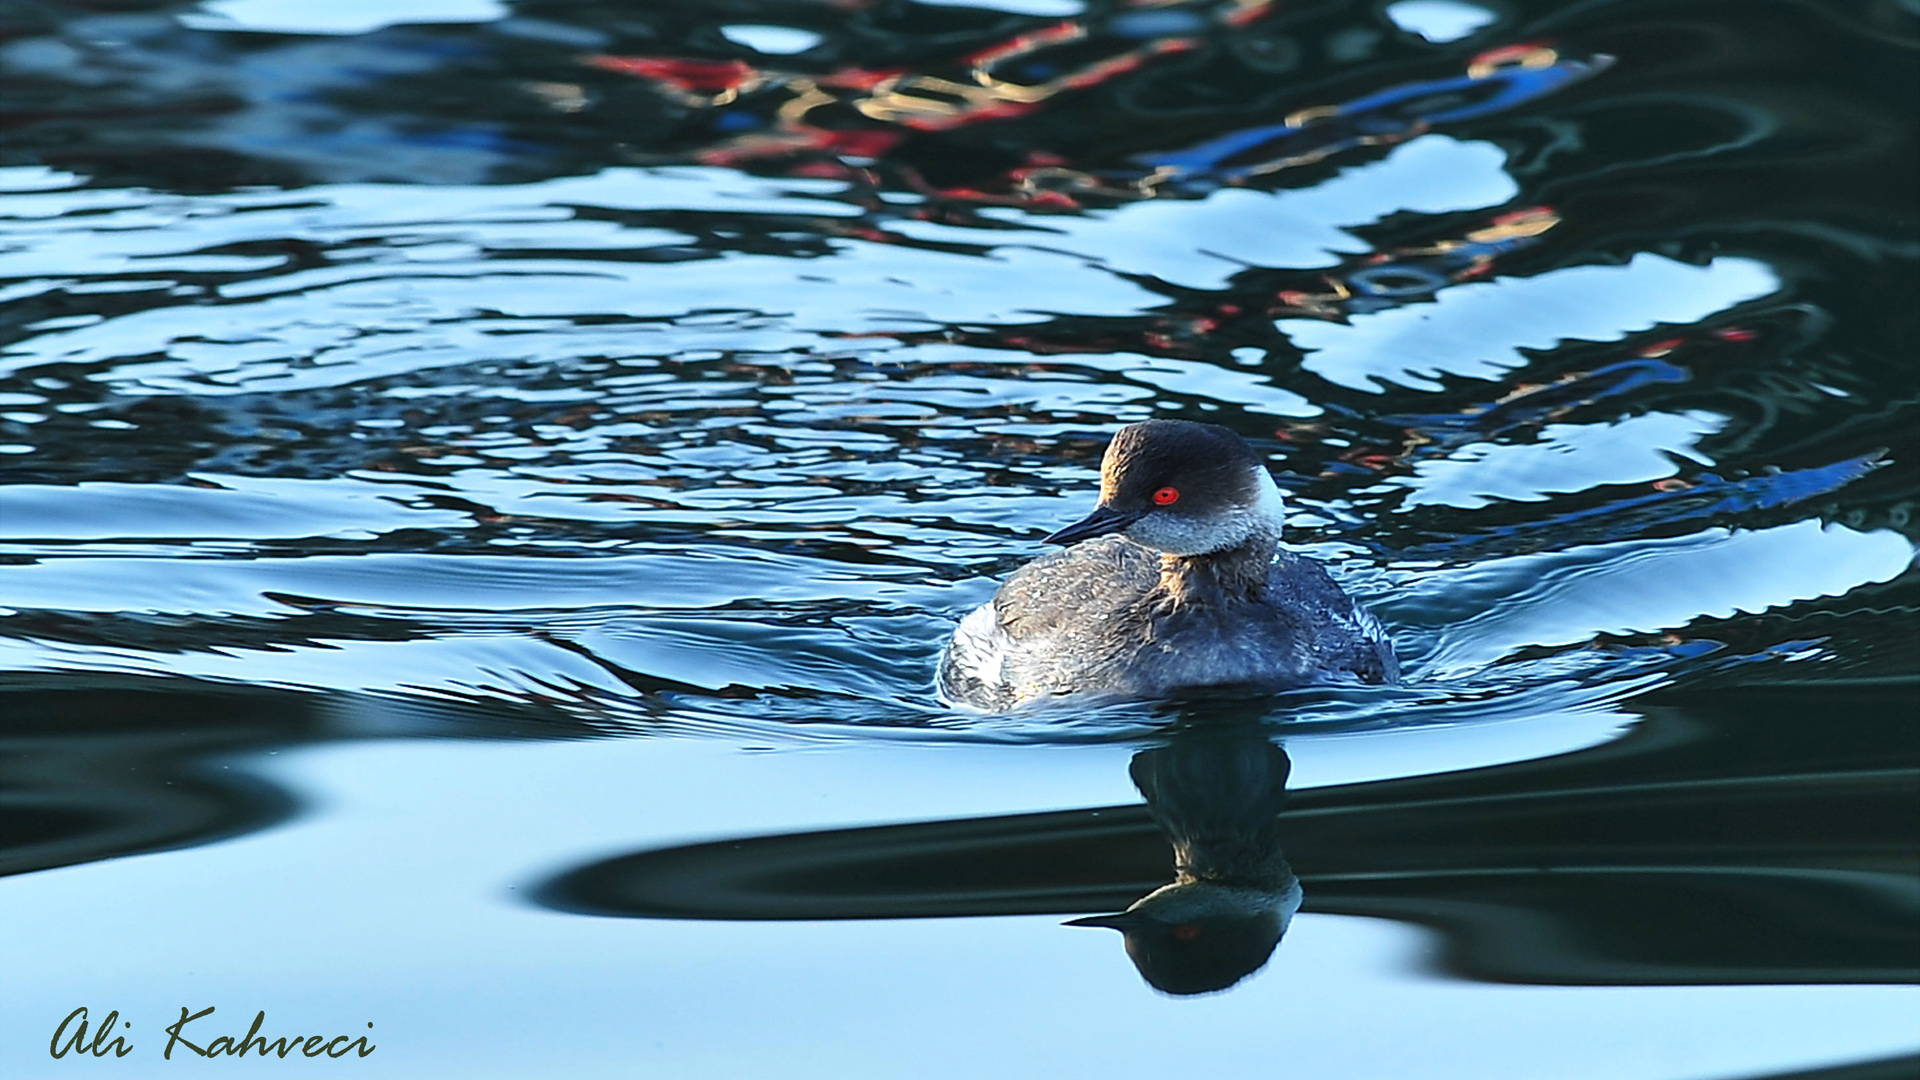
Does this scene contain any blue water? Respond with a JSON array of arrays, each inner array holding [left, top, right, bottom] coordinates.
[[2, 0, 1916, 1076]]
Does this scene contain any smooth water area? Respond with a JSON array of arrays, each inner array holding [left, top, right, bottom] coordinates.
[[1, 0, 1916, 1076]]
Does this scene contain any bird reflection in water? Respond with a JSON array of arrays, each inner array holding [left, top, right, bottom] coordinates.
[[1068, 725, 1299, 996], [525, 688, 1919, 992]]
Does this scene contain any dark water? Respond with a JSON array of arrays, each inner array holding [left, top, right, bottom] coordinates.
[[2, 0, 1917, 1076]]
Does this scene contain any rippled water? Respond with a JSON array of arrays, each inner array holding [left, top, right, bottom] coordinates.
[[3, 0, 1916, 1076]]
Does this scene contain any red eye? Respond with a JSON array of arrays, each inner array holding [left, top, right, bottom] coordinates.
[[1174, 924, 1203, 942], [1153, 486, 1180, 506]]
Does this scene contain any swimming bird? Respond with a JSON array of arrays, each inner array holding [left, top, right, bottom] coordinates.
[[937, 419, 1396, 709]]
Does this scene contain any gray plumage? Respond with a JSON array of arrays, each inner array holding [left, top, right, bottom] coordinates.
[[938, 420, 1397, 710]]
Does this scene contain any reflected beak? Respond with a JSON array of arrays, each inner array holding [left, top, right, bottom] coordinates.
[[1064, 912, 1140, 931], [1044, 504, 1144, 546]]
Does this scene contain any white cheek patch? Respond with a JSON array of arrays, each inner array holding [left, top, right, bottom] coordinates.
[[1249, 467, 1287, 526], [1126, 466, 1288, 556], [1127, 513, 1223, 556]]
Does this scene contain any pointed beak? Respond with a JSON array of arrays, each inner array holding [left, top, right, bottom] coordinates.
[[1064, 912, 1140, 931], [1044, 504, 1144, 546]]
